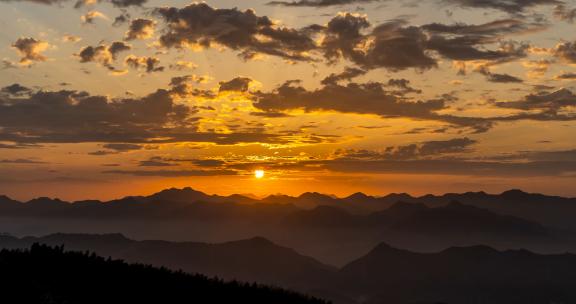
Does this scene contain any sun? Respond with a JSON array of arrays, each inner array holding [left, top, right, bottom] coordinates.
[[254, 169, 265, 179]]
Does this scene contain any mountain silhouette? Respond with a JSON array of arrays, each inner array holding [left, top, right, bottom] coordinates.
[[0, 243, 329, 304], [0, 233, 335, 292], [339, 242, 576, 304], [4, 234, 576, 304], [283, 201, 549, 238]]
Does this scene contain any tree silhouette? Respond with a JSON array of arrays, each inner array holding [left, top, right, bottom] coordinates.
[[0, 244, 330, 304]]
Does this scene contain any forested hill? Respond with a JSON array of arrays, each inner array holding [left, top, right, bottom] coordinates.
[[0, 244, 330, 304]]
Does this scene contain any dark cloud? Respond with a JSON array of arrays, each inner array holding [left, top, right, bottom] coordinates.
[[321, 67, 366, 85], [555, 72, 576, 80], [0, 85, 338, 146], [477, 67, 523, 83], [267, 0, 382, 7], [554, 41, 576, 63], [124, 55, 164, 73], [495, 88, 576, 111], [0, 158, 47, 164], [113, 12, 130, 27], [138, 159, 175, 167], [250, 111, 293, 118], [219, 77, 253, 92], [124, 18, 156, 41], [77, 41, 131, 71], [154, 3, 317, 61], [323, 16, 437, 70], [253, 79, 491, 132], [441, 0, 561, 13], [0, 143, 41, 149], [11, 37, 49, 65], [554, 4, 576, 23], [102, 169, 237, 177], [333, 137, 477, 160], [0, 0, 146, 8], [102, 143, 142, 151], [1, 84, 32, 96], [387, 79, 423, 93], [0, 87, 190, 144], [191, 159, 226, 167], [314, 158, 576, 177]]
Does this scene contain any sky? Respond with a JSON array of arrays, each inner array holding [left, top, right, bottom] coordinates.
[[0, 0, 575, 200]]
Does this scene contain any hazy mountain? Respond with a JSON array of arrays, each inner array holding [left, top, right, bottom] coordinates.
[[1, 187, 575, 267], [0, 233, 335, 292], [283, 201, 549, 238], [339, 242, 576, 304], [0, 243, 329, 304]]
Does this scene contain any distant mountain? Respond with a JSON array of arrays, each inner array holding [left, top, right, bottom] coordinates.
[[383, 189, 576, 229], [283, 201, 549, 239], [283, 206, 360, 228], [339, 242, 576, 304], [388, 201, 549, 237], [1, 188, 575, 226], [0, 243, 329, 304], [0, 233, 335, 292]]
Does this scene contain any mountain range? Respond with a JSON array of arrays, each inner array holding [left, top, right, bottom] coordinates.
[[3, 233, 576, 304], [1, 187, 575, 265]]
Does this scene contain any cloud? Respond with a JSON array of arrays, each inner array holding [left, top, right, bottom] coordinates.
[[11, 37, 49, 65], [62, 35, 82, 43], [124, 18, 156, 41], [321, 67, 366, 85], [319, 15, 540, 71], [252, 79, 491, 131], [101, 143, 142, 151], [0, 87, 190, 144], [0, 0, 147, 8], [554, 4, 576, 23], [169, 60, 197, 71], [81, 10, 107, 24], [102, 169, 238, 177], [555, 72, 576, 79], [0, 143, 41, 149], [441, 0, 561, 13], [138, 158, 175, 167], [554, 41, 576, 63], [267, 0, 382, 7], [477, 66, 523, 83], [0, 158, 47, 164], [495, 88, 576, 111], [313, 158, 576, 177], [333, 137, 477, 160], [0, 85, 338, 146], [219, 77, 253, 92], [322, 15, 437, 71], [154, 3, 317, 61], [113, 12, 131, 26], [77, 41, 131, 71], [1, 84, 32, 96], [124, 55, 164, 73]]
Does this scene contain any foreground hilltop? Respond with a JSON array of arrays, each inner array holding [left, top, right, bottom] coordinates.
[[0, 243, 329, 304]]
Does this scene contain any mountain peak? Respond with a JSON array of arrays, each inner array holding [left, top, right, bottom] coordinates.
[[441, 245, 499, 256], [346, 192, 371, 200], [501, 189, 529, 197]]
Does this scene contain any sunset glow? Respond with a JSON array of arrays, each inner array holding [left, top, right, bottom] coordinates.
[[255, 170, 265, 179]]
